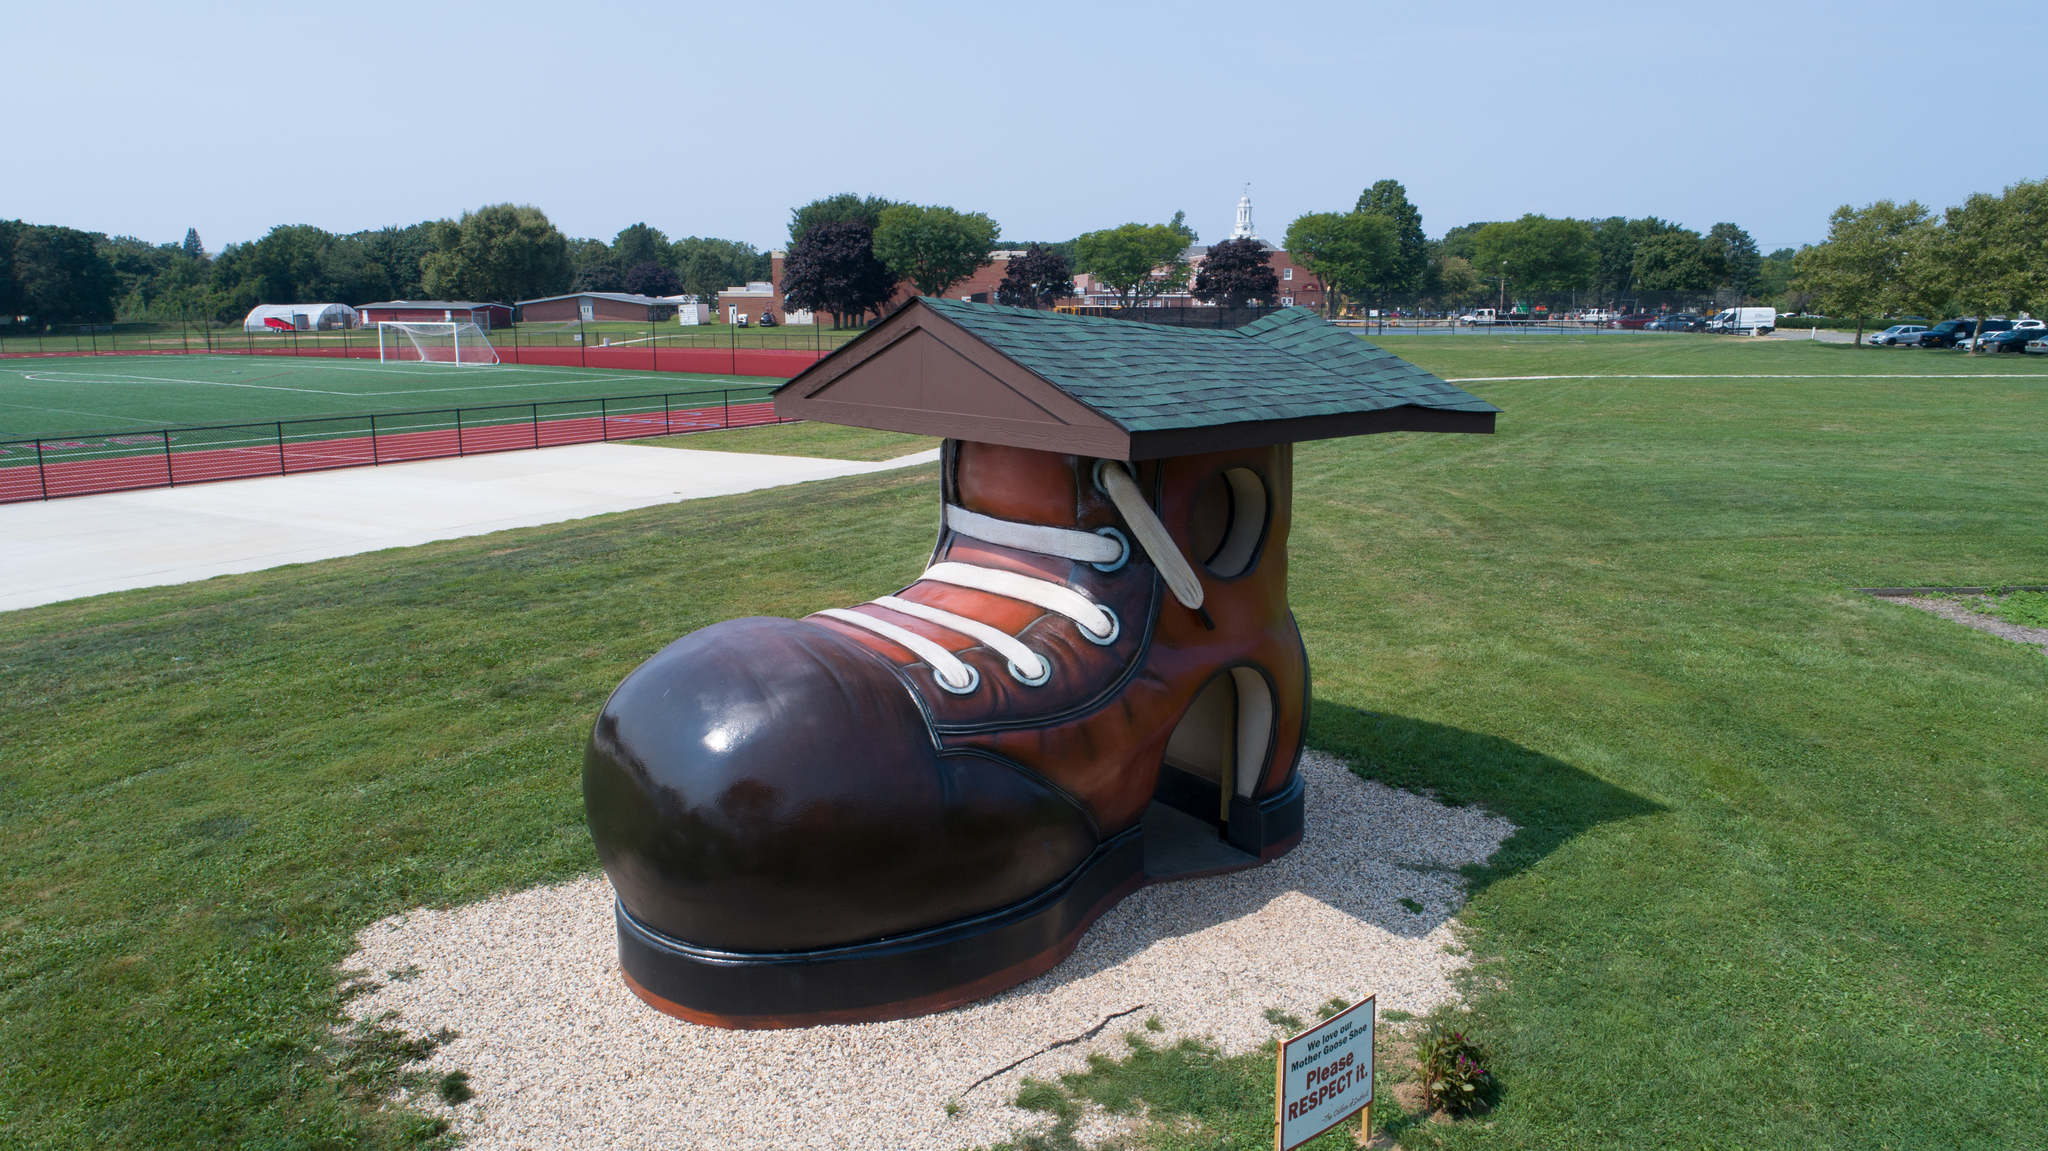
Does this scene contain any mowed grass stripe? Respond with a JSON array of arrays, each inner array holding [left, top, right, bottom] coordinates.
[[0, 341, 2043, 1148], [0, 356, 773, 439]]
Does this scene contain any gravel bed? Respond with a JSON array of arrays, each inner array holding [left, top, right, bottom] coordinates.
[[342, 750, 1514, 1150], [1895, 595, 2048, 655]]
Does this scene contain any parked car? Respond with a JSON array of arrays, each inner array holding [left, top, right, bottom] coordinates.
[[1873, 324, 1929, 346], [2014, 318, 2045, 330], [1976, 329, 2045, 353], [1921, 318, 2014, 348], [2028, 335, 2048, 355], [1611, 313, 1657, 329], [1647, 313, 1707, 332], [758, 309, 778, 327]]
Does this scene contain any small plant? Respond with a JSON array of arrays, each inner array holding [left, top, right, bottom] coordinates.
[[1972, 590, 2048, 629], [1416, 1025, 1495, 1115], [1144, 1015, 1164, 1032], [1399, 897, 1425, 914], [1316, 997, 1352, 1020], [943, 1099, 961, 1118], [1381, 1009, 1415, 1023], [437, 1069, 473, 1105], [1262, 1007, 1305, 1031]]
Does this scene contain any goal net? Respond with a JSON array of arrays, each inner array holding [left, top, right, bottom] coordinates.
[[377, 321, 500, 366]]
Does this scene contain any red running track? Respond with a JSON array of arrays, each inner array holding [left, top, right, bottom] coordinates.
[[0, 342, 828, 378], [0, 401, 784, 504]]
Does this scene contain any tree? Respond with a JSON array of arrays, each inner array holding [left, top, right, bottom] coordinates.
[[1191, 237, 1279, 308], [779, 220, 898, 327], [1631, 231, 1718, 291], [1791, 199, 1930, 345], [1754, 247, 1798, 303], [181, 228, 204, 261], [419, 204, 572, 303], [12, 224, 118, 322], [1354, 179, 1428, 292], [1433, 256, 1485, 305], [1588, 216, 1682, 296], [355, 223, 434, 300], [1924, 179, 2048, 353], [623, 261, 684, 297], [612, 223, 672, 272], [1074, 219, 1196, 309], [674, 236, 767, 302], [1709, 223, 1762, 298], [995, 243, 1075, 309], [1437, 222, 1492, 262], [1282, 212, 1400, 317], [873, 204, 1001, 299], [789, 193, 899, 247], [1469, 215, 1597, 295]]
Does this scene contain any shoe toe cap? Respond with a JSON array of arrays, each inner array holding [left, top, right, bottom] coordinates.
[[585, 616, 1096, 953]]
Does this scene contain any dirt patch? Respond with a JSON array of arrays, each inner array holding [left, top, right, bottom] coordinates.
[[1893, 595, 2048, 656]]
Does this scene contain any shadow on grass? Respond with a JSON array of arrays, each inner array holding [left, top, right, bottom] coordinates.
[[1310, 701, 1663, 895]]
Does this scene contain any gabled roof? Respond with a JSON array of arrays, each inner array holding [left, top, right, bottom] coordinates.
[[773, 298, 1496, 460], [358, 300, 508, 310], [514, 291, 675, 306]]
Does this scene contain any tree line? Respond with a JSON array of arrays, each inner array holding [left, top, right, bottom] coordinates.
[[1792, 177, 2048, 344], [0, 206, 771, 326]]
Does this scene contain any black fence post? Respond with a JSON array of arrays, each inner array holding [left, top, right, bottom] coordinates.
[[162, 430, 175, 487], [664, 393, 672, 434], [578, 314, 587, 367], [35, 438, 48, 500], [723, 390, 731, 428], [456, 408, 465, 456], [277, 421, 287, 474], [369, 413, 380, 465], [180, 310, 190, 355], [531, 403, 540, 450]]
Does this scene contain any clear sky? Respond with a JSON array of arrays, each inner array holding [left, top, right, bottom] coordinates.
[[6, 1, 2039, 256]]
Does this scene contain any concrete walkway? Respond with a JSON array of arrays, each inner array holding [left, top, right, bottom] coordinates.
[[0, 443, 940, 613]]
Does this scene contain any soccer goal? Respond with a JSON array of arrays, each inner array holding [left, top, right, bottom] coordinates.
[[377, 321, 501, 366]]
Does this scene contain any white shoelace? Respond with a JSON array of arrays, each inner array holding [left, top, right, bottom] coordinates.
[[816, 461, 1205, 694]]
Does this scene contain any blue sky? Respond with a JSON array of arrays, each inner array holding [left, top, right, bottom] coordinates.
[[6, 2, 2039, 255]]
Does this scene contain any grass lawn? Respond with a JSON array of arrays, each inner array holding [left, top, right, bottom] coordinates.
[[0, 356, 774, 440], [0, 321, 860, 361], [629, 421, 939, 460], [1, 336, 2043, 1148]]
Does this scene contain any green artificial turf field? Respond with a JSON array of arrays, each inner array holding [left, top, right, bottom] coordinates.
[[1, 336, 2044, 1149], [0, 356, 770, 440]]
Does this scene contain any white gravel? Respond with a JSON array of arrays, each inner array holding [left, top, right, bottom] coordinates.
[[342, 750, 1514, 1150]]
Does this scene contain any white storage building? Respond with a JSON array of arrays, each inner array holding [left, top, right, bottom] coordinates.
[[241, 303, 360, 332]]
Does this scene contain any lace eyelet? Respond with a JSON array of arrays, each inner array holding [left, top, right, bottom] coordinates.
[[1007, 656, 1052, 686], [1091, 526, 1130, 572], [1091, 458, 1126, 496], [933, 663, 980, 695], [1080, 605, 1120, 646]]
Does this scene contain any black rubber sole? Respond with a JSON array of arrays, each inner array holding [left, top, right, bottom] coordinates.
[[616, 774, 1306, 1028]]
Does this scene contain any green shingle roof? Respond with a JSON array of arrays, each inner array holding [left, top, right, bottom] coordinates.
[[917, 297, 1497, 432]]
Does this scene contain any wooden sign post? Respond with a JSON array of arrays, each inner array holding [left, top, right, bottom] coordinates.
[[1275, 996, 1376, 1150]]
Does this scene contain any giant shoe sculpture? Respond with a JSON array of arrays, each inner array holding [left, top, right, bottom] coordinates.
[[583, 301, 1498, 1027]]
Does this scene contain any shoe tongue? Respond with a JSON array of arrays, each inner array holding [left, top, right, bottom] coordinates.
[[954, 442, 1080, 526]]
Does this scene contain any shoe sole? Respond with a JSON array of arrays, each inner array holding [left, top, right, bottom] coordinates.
[[614, 774, 1305, 1029]]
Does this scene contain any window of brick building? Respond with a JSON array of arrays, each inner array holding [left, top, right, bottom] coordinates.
[[1283, 268, 1293, 281]]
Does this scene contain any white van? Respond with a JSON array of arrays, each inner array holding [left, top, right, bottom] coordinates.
[[1706, 307, 1776, 335]]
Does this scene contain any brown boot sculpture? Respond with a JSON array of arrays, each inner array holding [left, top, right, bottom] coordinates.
[[583, 300, 1497, 1028]]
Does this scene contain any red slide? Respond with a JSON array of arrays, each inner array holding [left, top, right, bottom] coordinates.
[[262, 317, 296, 332]]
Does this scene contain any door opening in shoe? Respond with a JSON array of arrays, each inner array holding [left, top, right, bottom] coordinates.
[[1144, 666, 1275, 879], [1186, 467, 1270, 578]]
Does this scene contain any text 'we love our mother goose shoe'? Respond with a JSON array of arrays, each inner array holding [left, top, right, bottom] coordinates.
[[582, 299, 1498, 1028]]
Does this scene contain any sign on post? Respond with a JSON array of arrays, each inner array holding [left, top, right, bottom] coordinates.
[[1275, 995, 1375, 1150]]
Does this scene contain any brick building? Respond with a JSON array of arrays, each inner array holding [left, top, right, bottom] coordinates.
[[359, 300, 514, 330], [515, 292, 678, 324]]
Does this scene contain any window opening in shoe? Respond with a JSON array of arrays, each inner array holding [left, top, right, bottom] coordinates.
[[1186, 467, 1269, 579], [1161, 666, 1276, 824]]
